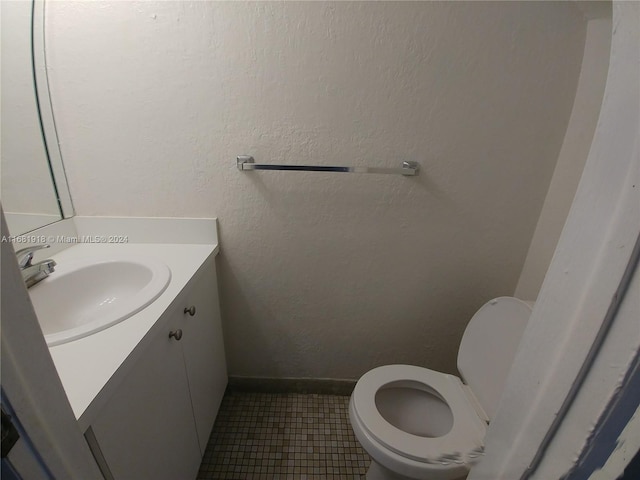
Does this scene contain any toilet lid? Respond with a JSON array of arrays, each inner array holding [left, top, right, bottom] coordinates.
[[351, 365, 487, 464], [457, 297, 533, 420]]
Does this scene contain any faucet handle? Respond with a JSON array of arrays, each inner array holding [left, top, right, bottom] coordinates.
[[15, 244, 51, 269]]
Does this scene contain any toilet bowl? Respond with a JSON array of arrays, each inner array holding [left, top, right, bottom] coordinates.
[[349, 297, 533, 480]]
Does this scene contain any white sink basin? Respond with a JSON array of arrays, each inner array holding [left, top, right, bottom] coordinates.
[[29, 255, 171, 346]]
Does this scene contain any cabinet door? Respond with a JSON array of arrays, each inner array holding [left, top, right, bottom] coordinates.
[[91, 325, 201, 480], [181, 258, 228, 452]]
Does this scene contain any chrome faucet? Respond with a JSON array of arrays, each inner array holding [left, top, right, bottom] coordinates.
[[15, 244, 57, 288]]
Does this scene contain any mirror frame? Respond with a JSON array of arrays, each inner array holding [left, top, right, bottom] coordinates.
[[32, 0, 74, 220]]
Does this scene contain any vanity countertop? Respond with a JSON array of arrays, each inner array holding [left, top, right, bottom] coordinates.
[[46, 242, 218, 430]]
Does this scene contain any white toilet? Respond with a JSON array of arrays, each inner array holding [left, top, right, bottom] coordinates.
[[349, 297, 533, 480]]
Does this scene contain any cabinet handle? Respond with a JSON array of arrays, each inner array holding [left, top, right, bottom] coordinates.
[[184, 306, 196, 316], [169, 329, 183, 341]]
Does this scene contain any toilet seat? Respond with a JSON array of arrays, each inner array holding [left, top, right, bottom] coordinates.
[[351, 364, 487, 465]]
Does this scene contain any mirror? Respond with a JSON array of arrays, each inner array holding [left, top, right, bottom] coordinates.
[[1, 0, 73, 235]]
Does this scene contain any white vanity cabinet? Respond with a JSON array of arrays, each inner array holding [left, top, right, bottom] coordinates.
[[181, 260, 228, 452], [89, 321, 202, 480], [87, 256, 227, 480]]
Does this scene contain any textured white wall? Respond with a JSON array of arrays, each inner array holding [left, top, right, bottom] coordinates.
[[45, 1, 586, 379], [515, 14, 612, 300]]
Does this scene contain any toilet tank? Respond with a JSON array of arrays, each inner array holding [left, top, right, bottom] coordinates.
[[457, 297, 533, 420]]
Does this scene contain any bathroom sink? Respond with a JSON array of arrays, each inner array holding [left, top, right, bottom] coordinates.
[[29, 255, 171, 346]]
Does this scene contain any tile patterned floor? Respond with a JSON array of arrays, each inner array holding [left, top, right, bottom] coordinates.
[[197, 391, 371, 479]]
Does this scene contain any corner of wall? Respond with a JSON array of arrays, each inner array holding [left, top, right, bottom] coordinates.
[[514, 15, 612, 301]]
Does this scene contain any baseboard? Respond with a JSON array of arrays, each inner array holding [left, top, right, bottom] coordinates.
[[227, 376, 357, 396]]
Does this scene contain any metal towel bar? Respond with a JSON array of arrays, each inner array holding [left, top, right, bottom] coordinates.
[[236, 155, 419, 176]]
